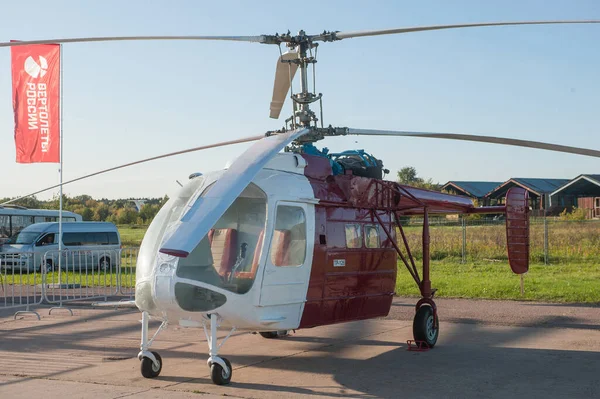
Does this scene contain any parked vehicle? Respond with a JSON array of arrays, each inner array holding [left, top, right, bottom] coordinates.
[[0, 222, 120, 272], [0, 205, 81, 242]]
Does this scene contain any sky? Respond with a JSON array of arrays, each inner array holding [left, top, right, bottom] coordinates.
[[0, 0, 599, 201]]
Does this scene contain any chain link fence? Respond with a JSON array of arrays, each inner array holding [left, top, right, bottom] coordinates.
[[398, 216, 600, 264]]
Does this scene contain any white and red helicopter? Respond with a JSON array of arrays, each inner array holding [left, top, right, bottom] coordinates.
[[3, 20, 600, 385]]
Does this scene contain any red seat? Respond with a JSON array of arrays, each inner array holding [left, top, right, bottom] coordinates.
[[270, 230, 291, 266], [208, 228, 237, 277]]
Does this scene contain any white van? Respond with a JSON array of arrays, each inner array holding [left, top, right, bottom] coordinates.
[[0, 222, 121, 273]]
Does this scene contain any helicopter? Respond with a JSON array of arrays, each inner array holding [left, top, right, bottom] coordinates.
[[3, 20, 600, 386]]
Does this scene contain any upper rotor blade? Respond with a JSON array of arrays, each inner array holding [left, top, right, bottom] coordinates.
[[0, 35, 268, 47], [331, 20, 600, 40], [347, 128, 600, 158], [270, 50, 300, 119], [1, 134, 264, 206], [160, 128, 310, 257]]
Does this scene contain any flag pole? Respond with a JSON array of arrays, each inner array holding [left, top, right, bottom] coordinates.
[[58, 44, 63, 259]]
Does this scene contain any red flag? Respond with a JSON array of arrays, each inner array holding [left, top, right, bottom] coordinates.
[[11, 43, 60, 163]]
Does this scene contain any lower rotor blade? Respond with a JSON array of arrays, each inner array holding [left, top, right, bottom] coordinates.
[[332, 20, 600, 40], [160, 128, 310, 257], [347, 128, 600, 158], [1, 134, 264, 205], [0, 35, 269, 47]]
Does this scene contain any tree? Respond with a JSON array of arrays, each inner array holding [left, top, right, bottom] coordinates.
[[396, 166, 440, 191], [397, 167, 419, 185]]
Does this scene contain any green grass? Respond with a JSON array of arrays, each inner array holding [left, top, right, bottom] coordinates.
[[118, 225, 148, 247], [5, 259, 598, 303], [396, 260, 600, 303], [31, 224, 587, 303]]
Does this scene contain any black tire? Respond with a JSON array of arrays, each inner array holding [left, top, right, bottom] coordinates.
[[140, 351, 162, 378], [44, 259, 54, 273], [98, 257, 110, 272], [210, 357, 232, 385], [259, 330, 288, 339], [413, 305, 439, 348]]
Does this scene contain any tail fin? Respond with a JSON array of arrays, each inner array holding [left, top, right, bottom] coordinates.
[[505, 187, 530, 274]]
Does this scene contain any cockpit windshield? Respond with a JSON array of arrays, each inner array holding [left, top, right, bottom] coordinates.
[[176, 183, 267, 295]]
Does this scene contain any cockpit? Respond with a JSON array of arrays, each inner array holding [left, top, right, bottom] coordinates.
[[176, 183, 267, 295]]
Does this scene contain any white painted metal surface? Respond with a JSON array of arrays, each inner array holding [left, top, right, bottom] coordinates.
[[135, 157, 316, 331]]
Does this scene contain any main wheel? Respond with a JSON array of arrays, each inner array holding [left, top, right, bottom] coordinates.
[[259, 330, 288, 339], [140, 351, 162, 378], [210, 357, 232, 385], [413, 305, 439, 348]]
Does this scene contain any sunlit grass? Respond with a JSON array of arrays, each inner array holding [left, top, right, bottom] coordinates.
[[396, 260, 600, 303]]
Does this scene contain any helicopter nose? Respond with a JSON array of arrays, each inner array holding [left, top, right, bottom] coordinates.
[[135, 280, 156, 312], [173, 282, 227, 312]]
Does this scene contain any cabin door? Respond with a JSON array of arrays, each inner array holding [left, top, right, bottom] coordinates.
[[258, 201, 314, 314]]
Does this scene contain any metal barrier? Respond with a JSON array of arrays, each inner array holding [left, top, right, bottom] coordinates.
[[0, 247, 139, 319], [0, 251, 44, 319], [43, 248, 121, 314]]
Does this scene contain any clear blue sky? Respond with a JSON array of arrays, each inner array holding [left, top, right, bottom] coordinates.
[[1, 0, 599, 200]]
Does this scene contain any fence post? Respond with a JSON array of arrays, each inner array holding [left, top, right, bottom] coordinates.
[[461, 216, 466, 264], [543, 213, 549, 265]]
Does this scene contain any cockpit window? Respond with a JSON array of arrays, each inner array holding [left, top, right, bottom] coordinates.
[[176, 183, 267, 296]]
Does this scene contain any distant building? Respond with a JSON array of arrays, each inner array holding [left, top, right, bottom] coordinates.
[[485, 178, 570, 215], [440, 181, 502, 205], [550, 174, 600, 218]]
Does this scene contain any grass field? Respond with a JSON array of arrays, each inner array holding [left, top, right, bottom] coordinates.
[[5, 260, 597, 303], [395, 260, 600, 303], [401, 220, 600, 263], [50, 224, 583, 303]]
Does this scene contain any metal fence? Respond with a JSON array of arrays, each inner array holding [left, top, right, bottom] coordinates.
[[399, 216, 600, 264], [0, 247, 139, 319]]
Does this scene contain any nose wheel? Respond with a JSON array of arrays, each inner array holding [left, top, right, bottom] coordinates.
[[203, 313, 236, 385], [138, 312, 168, 379], [209, 356, 232, 385], [140, 351, 162, 378]]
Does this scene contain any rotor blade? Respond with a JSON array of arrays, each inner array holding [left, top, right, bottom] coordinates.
[[347, 128, 600, 158], [0, 35, 268, 47], [1, 134, 264, 205], [330, 20, 600, 40], [270, 50, 300, 119], [160, 128, 310, 257]]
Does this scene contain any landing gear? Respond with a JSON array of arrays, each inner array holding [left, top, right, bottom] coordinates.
[[413, 304, 439, 348], [138, 311, 168, 379], [210, 357, 232, 385], [259, 330, 289, 339], [140, 351, 162, 378], [202, 313, 236, 385]]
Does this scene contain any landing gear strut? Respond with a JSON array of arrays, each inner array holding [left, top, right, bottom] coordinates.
[[202, 313, 236, 385], [412, 208, 439, 347], [138, 311, 168, 378], [378, 205, 441, 348]]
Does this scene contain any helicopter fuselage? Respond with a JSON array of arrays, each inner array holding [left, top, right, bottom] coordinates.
[[135, 151, 398, 331]]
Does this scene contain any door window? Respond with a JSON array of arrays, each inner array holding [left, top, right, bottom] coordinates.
[[270, 206, 306, 267], [364, 225, 380, 248], [345, 224, 362, 248]]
